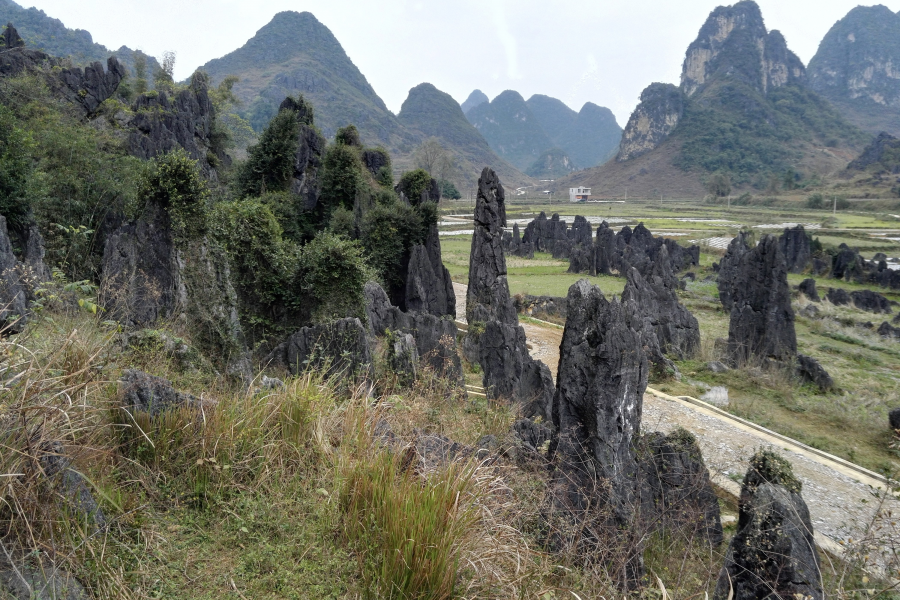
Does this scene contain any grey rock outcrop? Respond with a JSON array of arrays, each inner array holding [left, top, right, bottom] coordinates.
[[128, 72, 224, 179], [617, 83, 685, 161], [796, 354, 834, 392], [119, 369, 198, 416], [274, 317, 372, 379], [39, 442, 106, 529], [0, 215, 28, 333], [364, 281, 462, 382], [502, 222, 534, 258], [279, 96, 326, 210], [798, 278, 819, 302], [0, 553, 89, 600], [878, 321, 900, 339], [622, 245, 700, 359], [521, 212, 569, 256], [637, 429, 723, 546], [404, 222, 456, 317], [779, 225, 811, 273], [53, 57, 126, 116], [512, 418, 553, 454], [889, 408, 900, 431], [713, 451, 822, 600], [851, 289, 892, 313], [717, 232, 751, 313], [388, 332, 418, 384], [594, 221, 618, 275], [825, 287, 851, 306], [466, 168, 554, 420], [547, 279, 648, 577], [566, 216, 594, 274], [724, 235, 797, 366]]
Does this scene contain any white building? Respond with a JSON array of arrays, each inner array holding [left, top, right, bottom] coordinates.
[[569, 187, 591, 202]]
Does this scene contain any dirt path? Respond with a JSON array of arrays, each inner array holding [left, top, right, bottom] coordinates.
[[452, 282, 898, 553]]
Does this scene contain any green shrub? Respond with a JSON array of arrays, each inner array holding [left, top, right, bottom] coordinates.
[[706, 172, 731, 197], [236, 109, 300, 198], [439, 179, 461, 200], [396, 169, 431, 205], [320, 144, 364, 215], [335, 124, 361, 147], [361, 202, 426, 291], [297, 232, 371, 323], [138, 149, 209, 240], [806, 193, 824, 209], [328, 206, 355, 238], [0, 105, 34, 230], [836, 197, 851, 210]]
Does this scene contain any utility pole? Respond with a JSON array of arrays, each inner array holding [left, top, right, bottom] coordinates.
[[625, 187, 627, 202], [833, 196, 837, 216]]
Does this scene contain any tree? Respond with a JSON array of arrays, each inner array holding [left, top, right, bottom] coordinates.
[[335, 124, 361, 147], [153, 50, 176, 94], [236, 109, 300, 198], [133, 52, 148, 95], [138, 148, 209, 239], [297, 232, 371, 323], [320, 144, 364, 214], [413, 137, 447, 176], [0, 105, 34, 230], [707, 172, 731, 198], [396, 169, 432, 205]]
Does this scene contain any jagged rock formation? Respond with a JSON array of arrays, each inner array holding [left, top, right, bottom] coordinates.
[[466, 168, 554, 420], [277, 96, 326, 210], [403, 222, 456, 317], [521, 212, 569, 256], [829, 244, 900, 290], [825, 287, 851, 306], [119, 369, 199, 416], [723, 234, 797, 366], [101, 181, 246, 369], [717, 232, 751, 313], [388, 332, 418, 384], [564, 215, 594, 272], [53, 57, 126, 116], [622, 246, 700, 359], [512, 418, 553, 454], [616, 83, 685, 161], [128, 72, 225, 179], [268, 317, 372, 380], [851, 289, 892, 313], [796, 354, 834, 392], [798, 278, 820, 302], [878, 321, 900, 339], [637, 429, 723, 546], [547, 279, 650, 583], [779, 225, 811, 274], [501, 222, 534, 258], [713, 451, 822, 600], [0, 215, 28, 333], [364, 281, 462, 382], [587, 221, 700, 278]]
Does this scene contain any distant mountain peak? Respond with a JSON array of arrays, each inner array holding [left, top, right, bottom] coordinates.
[[460, 89, 488, 114]]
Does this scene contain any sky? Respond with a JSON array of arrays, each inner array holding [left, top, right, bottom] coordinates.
[[16, 0, 900, 125]]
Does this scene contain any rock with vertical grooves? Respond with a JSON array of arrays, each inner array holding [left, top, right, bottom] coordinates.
[[566, 216, 595, 274], [851, 289, 892, 313], [54, 57, 126, 116], [796, 354, 834, 391], [713, 451, 822, 600], [594, 221, 618, 275], [119, 369, 199, 416], [825, 287, 851, 306], [622, 246, 700, 359], [388, 332, 418, 384], [404, 222, 456, 317], [0, 215, 27, 333], [281, 317, 372, 379], [798, 278, 819, 302], [547, 279, 648, 583], [39, 442, 106, 530], [725, 234, 796, 366], [466, 168, 554, 419], [637, 428, 723, 546], [717, 232, 751, 313], [778, 224, 811, 273]]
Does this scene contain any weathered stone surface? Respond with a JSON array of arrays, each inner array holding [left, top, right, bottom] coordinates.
[[622, 246, 700, 359], [851, 289, 892, 313], [637, 428, 723, 546], [796, 354, 834, 392], [617, 83, 685, 161], [825, 287, 851, 306], [812, 257, 830, 276], [280, 317, 372, 379], [280, 98, 325, 211], [798, 278, 820, 302], [404, 222, 456, 317], [128, 72, 224, 178], [466, 168, 517, 327], [724, 235, 797, 366], [413, 433, 471, 473], [779, 225, 811, 273], [522, 212, 570, 256], [889, 407, 900, 431], [831, 244, 867, 281], [502, 222, 534, 258], [0, 24, 57, 78], [547, 279, 648, 564], [0, 553, 89, 600], [53, 57, 126, 116], [708, 361, 730, 373], [20, 222, 49, 286], [39, 442, 106, 529], [388, 332, 418, 384], [361, 148, 389, 176], [713, 451, 822, 600], [717, 232, 751, 313], [119, 369, 198, 416], [0, 215, 27, 333], [878, 321, 900, 339], [513, 294, 567, 321], [364, 281, 462, 382], [800, 304, 821, 319], [566, 215, 594, 273], [467, 169, 554, 418], [594, 221, 618, 275], [512, 417, 553, 453]]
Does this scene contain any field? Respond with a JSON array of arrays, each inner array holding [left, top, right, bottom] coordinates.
[[440, 198, 900, 475]]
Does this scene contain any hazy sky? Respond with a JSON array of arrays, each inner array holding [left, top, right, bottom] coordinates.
[[16, 0, 900, 125]]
